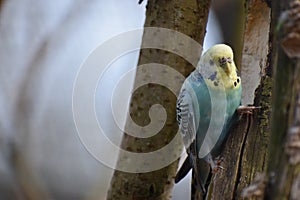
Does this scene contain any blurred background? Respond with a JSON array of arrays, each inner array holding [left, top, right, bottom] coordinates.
[[0, 0, 244, 199]]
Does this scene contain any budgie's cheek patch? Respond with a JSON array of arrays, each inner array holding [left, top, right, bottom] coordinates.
[[208, 71, 217, 81]]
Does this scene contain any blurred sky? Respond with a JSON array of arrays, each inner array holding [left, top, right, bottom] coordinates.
[[0, 0, 222, 199]]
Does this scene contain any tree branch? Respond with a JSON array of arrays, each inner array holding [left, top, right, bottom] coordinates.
[[107, 1, 211, 199]]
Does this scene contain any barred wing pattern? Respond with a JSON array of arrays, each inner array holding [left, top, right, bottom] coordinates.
[[176, 88, 197, 150]]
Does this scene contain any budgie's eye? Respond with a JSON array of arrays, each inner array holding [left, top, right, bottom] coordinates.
[[219, 57, 227, 65]]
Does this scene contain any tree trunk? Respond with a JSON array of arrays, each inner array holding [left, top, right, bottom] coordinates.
[[107, 0, 210, 199], [201, 0, 300, 199], [266, 0, 300, 199]]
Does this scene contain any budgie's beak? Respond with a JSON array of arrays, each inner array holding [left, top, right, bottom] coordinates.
[[224, 63, 231, 75], [219, 57, 234, 76], [224, 59, 232, 75]]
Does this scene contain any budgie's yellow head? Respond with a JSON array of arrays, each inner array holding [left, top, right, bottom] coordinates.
[[199, 44, 241, 90]]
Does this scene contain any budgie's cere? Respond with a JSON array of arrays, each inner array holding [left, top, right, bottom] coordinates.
[[175, 44, 242, 193]]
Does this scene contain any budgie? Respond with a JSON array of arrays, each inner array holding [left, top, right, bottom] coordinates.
[[175, 44, 244, 193]]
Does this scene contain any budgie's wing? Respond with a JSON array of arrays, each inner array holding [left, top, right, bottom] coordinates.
[[176, 88, 196, 149], [175, 87, 206, 192]]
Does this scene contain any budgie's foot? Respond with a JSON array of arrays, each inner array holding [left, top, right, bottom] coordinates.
[[237, 105, 260, 115], [211, 157, 224, 173], [207, 155, 224, 173]]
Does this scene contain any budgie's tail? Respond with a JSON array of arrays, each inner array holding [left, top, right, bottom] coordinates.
[[175, 155, 206, 193], [175, 154, 209, 194], [175, 156, 192, 183]]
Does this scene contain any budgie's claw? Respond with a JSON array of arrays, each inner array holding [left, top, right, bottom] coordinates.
[[209, 156, 224, 173], [237, 105, 260, 115], [212, 165, 224, 174]]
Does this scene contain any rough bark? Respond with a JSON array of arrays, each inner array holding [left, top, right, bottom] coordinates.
[[199, 1, 272, 199], [107, 1, 210, 199], [266, 0, 300, 199]]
